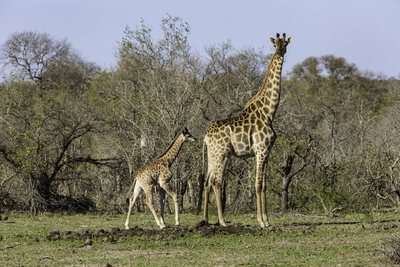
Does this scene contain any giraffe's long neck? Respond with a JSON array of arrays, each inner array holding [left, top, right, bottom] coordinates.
[[244, 53, 284, 123], [155, 133, 184, 166]]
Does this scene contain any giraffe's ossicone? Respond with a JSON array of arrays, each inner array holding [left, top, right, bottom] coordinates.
[[202, 33, 292, 228]]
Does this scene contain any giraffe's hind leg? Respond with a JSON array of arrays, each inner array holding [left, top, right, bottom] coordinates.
[[143, 185, 165, 229], [158, 186, 167, 228], [125, 181, 142, 230], [208, 156, 228, 226], [213, 183, 227, 227], [160, 181, 180, 226]]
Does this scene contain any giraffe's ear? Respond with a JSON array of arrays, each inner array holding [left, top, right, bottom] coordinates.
[[183, 127, 188, 134], [270, 37, 276, 46], [286, 37, 292, 45]]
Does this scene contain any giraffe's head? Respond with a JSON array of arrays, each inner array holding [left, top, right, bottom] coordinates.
[[182, 127, 197, 142], [270, 33, 291, 57]]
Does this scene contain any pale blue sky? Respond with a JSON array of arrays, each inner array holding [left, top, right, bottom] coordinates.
[[0, 0, 399, 78]]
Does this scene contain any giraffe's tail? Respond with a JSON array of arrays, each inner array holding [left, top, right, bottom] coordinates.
[[202, 138, 206, 176], [196, 138, 207, 214], [198, 137, 208, 187], [126, 175, 137, 205]]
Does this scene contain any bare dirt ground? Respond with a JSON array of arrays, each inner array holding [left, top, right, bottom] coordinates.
[[43, 220, 262, 244]]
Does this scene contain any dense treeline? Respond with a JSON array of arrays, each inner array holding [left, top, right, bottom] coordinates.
[[1, 16, 399, 216]]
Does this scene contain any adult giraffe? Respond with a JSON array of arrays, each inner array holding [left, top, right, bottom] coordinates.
[[202, 33, 291, 228]]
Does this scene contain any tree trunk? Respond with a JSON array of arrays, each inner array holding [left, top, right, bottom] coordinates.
[[280, 152, 293, 212], [176, 180, 187, 213], [281, 177, 290, 211], [188, 181, 196, 207], [28, 173, 53, 213]]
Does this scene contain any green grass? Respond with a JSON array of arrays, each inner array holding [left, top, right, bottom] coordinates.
[[0, 210, 399, 266]]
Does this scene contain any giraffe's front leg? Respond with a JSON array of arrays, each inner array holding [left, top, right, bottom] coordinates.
[[255, 155, 268, 229], [255, 184, 267, 228], [160, 182, 180, 227], [261, 145, 274, 228], [144, 187, 164, 229], [261, 164, 270, 228]]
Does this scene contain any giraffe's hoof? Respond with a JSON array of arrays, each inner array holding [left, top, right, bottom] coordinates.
[[262, 225, 273, 230], [258, 219, 270, 229]]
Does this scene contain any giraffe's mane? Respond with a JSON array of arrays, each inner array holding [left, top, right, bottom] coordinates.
[[244, 53, 280, 110], [154, 132, 182, 160]]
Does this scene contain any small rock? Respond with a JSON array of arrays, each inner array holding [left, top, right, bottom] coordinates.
[[97, 229, 106, 236], [81, 230, 90, 236], [190, 220, 207, 230], [110, 228, 120, 235], [49, 231, 60, 240], [103, 236, 115, 243], [50, 230, 60, 235], [51, 234, 60, 241], [78, 238, 92, 248]]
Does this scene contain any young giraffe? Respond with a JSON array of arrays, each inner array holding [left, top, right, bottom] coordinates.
[[202, 33, 291, 228], [125, 128, 197, 229]]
